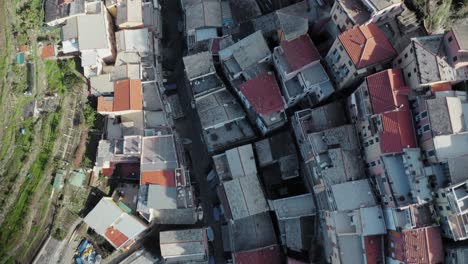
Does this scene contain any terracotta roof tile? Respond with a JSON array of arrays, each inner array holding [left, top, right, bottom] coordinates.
[[339, 23, 395, 69], [380, 110, 417, 153], [97, 96, 114, 113], [113, 80, 143, 112], [234, 245, 282, 264], [364, 235, 383, 264], [140, 170, 176, 186], [41, 45, 55, 58], [105, 226, 129, 248], [402, 227, 444, 264], [280, 34, 320, 72], [239, 73, 284, 116], [367, 69, 410, 114], [431, 82, 452, 92]]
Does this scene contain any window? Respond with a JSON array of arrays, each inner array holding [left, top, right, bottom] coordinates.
[[448, 36, 453, 42], [333, 49, 337, 55], [427, 150, 436, 157], [339, 45, 344, 51], [434, 193, 439, 198], [348, 60, 352, 66], [404, 53, 408, 58], [333, 14, 338, 20], [423, 124, 430, 132], [446, 206, 451, 210], [410, 48, 413, 53], [442, 193, 446, 198], [408, 72, 412, 78], [453, 56, 458, 62], [438, 206, 443, 210], [421, 111, 428, 118], [397, 58, 402, 64], [370, 161, 376, 167], [375, 137, 379, 142], [369, 139, 374, 145], [414, 68, 417, 73]]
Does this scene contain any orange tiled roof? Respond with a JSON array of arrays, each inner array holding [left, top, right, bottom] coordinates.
[[140, 170, 176, 186], [97, 96, 114, 113], [367, 69, 410, 114], [105, 226, 129, 248], [338, 23, 395, 69], [113, 80, 143, 112], [431, 82, 452, 92], [41, 45, 55, 58]]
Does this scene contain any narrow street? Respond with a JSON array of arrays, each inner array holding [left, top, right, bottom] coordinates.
[[161, 0, 225, 263]]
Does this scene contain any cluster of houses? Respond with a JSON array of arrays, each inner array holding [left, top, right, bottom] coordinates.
[[44, 0, 468, 263]]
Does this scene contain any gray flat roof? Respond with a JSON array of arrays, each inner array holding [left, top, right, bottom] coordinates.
[[77, 14, 109, 50], [61, 16, 79, 40], [196, 88, 245, 129], [160, 229, 207, 262], [337, 235, 364, 264], [141, 135, 179, 171], [183, 51, 216, 80], [276, 2, 308, 41], [182, 0, 222, 31], [113, 213, 147, 239], [316, 148, 365, 184], [229, 212, 277, 252], [191, 73, 225, 97], [116, 0, 143, 26], [219, 31, 271, 72], [427, 97, 452, 135], [272, 193, 316, 220], [111, 64, 141, 81], [224, 144, 257, 179], [147, 185, 177, 209], [45, 0, 85, 23], [222, 175, 269, 220], [89, 74, 114, 96], [142, 82, 163, 111], [307, 125, 360, 155], [331, 179, 376, 211], [116, 28, 150, 53], [453, 23, 468, 50], [84, 198, 123, 235], [359, 206, 387, 236]]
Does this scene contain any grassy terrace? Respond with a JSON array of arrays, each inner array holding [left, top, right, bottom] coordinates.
[[0, 0, 85, 262], [0, 111, 61, 261]]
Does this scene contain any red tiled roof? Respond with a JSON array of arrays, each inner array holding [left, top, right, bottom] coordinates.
[[338, 23, 396, 69], [364, 235, 383, 264], [402, 227, 444, 264], [367, 69, 410, 114], [105, 226, 129, 248], [140, 170, 176, 186], [234, 245, 282, 264], [280, 34, 320, 72], [97, 96, 114, 113], [380, 110, 417, 153], [431, 82, 452, 92], [102, 162, 115, 177], [113, 80, 143, 112], [211, 37, 222, 55], [41, 45, 55, 58], [239, 73, 284, 116]]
